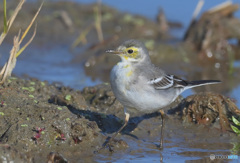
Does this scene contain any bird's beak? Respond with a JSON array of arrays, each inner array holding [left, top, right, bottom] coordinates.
[[106, 50, 124, 55]]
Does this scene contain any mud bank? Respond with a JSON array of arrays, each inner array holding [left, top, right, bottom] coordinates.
[[0, 77, 239, 162]]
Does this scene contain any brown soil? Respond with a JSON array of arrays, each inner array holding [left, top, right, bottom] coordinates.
[[0, 77, 239, 162]]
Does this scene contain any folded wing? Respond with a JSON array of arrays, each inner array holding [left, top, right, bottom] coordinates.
[[148, 74, 188, 90]]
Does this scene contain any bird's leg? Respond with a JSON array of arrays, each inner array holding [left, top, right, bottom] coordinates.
[[103, 112, 130, 152], [159, 109, 164, 149]]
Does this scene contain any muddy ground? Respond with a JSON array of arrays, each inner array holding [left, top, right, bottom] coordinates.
[[0, 77, 239, 162], [0, 1, 240, 162]]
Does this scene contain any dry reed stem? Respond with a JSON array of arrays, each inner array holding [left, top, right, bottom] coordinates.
[[71, 24, 93, 48], [0, 33, 20, 84], [191, 0, 204, 21], [0, 1, 43, 84], [94, 0, 103, 42], [18, 2, 43, 46]]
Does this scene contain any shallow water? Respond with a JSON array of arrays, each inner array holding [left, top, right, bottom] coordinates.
[[93, 115, 240, 162], [0, 43, 101, 89]]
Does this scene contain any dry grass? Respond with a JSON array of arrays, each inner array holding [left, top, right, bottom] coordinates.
[[71, 0, 104, 48], [0, 0, 43, 84]]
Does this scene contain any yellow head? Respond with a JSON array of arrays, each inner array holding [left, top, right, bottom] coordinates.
[[107, 39, 151, 63]]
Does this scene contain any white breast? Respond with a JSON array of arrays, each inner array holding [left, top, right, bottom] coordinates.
[[110, 62, 178, 113]]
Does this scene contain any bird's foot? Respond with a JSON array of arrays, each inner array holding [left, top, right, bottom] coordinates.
[[94, 137, 115, 153]]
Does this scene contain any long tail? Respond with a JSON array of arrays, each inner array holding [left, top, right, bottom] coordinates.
[[185, 80, 221, 90]]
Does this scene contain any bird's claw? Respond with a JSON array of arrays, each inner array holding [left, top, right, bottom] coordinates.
[[94, 139, 115, 153]]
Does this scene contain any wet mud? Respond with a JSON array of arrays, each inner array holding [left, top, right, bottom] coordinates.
[[0, 78, 103, 162], [0, 78, 239, 162]]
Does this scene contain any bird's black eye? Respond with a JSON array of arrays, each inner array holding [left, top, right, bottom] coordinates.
[[128, 49, 133, 54]]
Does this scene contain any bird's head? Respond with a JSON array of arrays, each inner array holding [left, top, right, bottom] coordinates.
[[107, 40, 150, 64]]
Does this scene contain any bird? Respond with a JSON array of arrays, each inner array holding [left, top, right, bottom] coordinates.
[[105, 39, 220, 151]]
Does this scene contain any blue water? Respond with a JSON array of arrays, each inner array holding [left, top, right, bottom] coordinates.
[[0, 44, 101, 90]]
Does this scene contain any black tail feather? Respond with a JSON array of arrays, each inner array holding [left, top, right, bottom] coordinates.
[[186, 80, 221, 89]]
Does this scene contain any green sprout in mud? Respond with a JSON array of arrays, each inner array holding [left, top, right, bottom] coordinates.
[[22, 86, 35, 92], [65, 95, 71, 101], [22, 87, 29, 91], [41, 82, 45, 86], [30, 81, 35, 85], [123, 14, 144, 26], [29, 95, 35, 98], [57, 107, 63, 110], [230, 116, 240, 135]]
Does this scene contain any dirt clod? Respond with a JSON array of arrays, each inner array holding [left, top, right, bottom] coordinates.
[[177, 92, 240, 131]]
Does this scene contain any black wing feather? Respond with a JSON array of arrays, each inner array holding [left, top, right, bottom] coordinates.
[[148, 74, 188, 90]]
